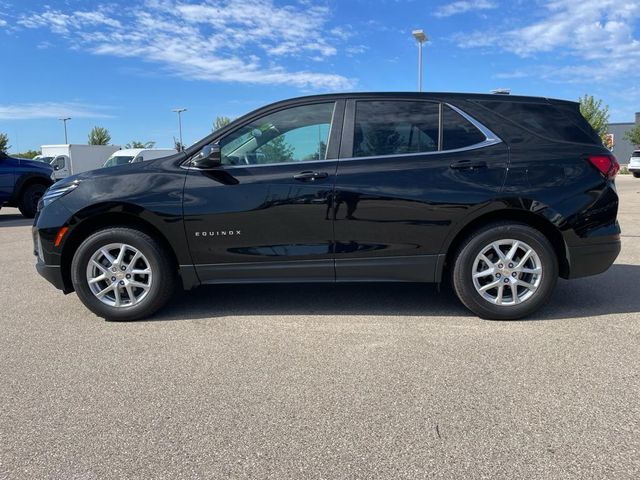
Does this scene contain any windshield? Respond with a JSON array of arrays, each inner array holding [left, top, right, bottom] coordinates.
[[104, 156, 135, 167]]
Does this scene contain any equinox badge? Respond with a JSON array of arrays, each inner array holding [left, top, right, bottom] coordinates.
[[195, 230, 242, 237]]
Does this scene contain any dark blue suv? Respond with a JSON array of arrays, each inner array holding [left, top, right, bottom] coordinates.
[[0, 152, 54, 218]]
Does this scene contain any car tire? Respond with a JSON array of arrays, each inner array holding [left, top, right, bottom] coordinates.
[[451, 222, 558, 320], [71, 227, 176, 321], [18, 183, 47, 218], [633, 172, 640, 178]]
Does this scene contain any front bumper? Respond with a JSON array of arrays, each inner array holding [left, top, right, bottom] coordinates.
[[565, 238, 621, 279], [35, 259, 67, 291]]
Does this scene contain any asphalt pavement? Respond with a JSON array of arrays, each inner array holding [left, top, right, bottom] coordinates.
[[0, 176, 639, 479]]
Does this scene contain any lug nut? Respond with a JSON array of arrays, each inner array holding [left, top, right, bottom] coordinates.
[[508, 263, 514, 268], [504, 278, 510, 283], [496, 273, 501, 278], [121, 266, 126, 271], [126, 274, 131, 279], [111, 267, 117, 272], [119, 280, 125, 285], [111, 276, 116, 281], [498, 264, 503, 269], [512, 272, 517, 278]]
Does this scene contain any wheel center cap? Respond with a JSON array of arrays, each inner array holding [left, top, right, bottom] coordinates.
[[116, 271, 125, 280]]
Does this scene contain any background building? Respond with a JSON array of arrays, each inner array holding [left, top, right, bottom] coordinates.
[[608, 112, 639, 164]]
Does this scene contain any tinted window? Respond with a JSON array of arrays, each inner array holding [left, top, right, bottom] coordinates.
[[477, 100, 600, 144], [220, 103, 334, 165], [632, 151, 640, 158], [442, 106, 486, 150], [354, 101, 439, 157]]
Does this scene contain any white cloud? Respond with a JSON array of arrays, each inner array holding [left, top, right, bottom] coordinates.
[[17, 0, 354, 90], [454, 0, 640, 82], [434, 0, 497, 18], [0, 102, 114, 120], [0, 18, 6, 27]]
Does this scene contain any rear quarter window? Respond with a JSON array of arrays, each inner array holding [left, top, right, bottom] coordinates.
[[476, 100, 600, 144]]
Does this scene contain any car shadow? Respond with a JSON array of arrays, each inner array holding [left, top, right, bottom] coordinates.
[[0, 213, 33, 228], [147, 264, 640, 323]]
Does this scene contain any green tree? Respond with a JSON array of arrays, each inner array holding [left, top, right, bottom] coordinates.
[[578, 95, 609, 142], [173, 137, 184, 152], [125, 140, 156, 149], [88, 126, 112, 145], [303, 140, 327, 161], [213, 116, 232, 132], [0, 132, 10, 153], [13, 149, 41, 159], [258, 135, 294, 163], [624, 124, 640, 148]]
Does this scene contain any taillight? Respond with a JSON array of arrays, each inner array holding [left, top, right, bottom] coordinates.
[[588, 154, 619, 180]]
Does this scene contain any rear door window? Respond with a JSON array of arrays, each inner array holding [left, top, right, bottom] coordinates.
[[353, 101, 439, 157], [442, 105, 486, 150], [353, 100, 488, 158]]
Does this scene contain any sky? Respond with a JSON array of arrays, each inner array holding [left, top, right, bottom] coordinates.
[[1, 0, 639, 152]]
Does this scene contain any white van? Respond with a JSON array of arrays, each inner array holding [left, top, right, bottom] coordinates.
[[42, 144, 121, 180], [103, 148, 178, 168]]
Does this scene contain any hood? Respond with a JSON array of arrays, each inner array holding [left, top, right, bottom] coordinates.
[[18, 158, 54, 172]]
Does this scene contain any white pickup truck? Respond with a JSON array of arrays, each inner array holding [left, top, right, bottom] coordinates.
[[42, 144, 121, 180]]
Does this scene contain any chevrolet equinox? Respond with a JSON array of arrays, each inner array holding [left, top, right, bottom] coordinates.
[[33, 93, 621, 321]]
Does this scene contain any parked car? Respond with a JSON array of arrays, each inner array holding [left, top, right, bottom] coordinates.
[[0, 151, 54, 217], [33, 92, 621, 321], [103, 148, 178, 168], [628, 150, 640, 178], [42, 144, 121, 180]]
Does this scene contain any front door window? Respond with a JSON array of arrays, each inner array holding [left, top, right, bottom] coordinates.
[[219, 103, 335, 166]]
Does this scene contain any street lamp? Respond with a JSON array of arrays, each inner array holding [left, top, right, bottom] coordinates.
[[59, 117, 71, 144], [172, 108, 187, 151], [412, 29, 428, 92]]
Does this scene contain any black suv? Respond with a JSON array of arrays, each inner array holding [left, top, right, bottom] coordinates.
[[33, 93, 621, 321]]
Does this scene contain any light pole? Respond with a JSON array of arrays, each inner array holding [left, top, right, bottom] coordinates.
[[412, 29, 428, 92], [59, 117, 71, 143], [172, 108, 187, 151]]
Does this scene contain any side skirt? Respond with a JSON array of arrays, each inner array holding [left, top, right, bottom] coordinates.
[[183, 254, 445, 286]]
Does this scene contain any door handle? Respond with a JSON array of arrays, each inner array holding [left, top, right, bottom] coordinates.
[[450, 160, 488, 170], [293, 171, 329, 181]]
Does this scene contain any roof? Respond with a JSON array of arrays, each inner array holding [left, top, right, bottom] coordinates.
[[263, 91, 578, 106]]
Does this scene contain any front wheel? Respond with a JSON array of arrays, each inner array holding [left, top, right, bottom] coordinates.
[[71, 227, 176, 321], [451, 222, 558, 320], [18, 183, 47, 218]]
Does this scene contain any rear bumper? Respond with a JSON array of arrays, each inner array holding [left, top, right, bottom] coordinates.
[[36, 260, 67, 291], [565, 239, 621, 279]]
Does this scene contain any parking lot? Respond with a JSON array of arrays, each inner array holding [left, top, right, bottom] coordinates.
[[0, 175, 638, 479]]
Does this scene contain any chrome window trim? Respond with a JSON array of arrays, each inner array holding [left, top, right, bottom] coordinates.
[[183, 101, 502, 170]]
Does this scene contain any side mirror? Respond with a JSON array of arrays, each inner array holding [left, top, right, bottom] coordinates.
[[192, 143, 221, 169], [54, 165, 60, 171]]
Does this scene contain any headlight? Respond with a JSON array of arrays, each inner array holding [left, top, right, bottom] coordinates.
[[50, 171, 57, 182], [41, 181, 79, 208]]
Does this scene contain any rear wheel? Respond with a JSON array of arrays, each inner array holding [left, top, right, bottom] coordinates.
[[633, 172, 640, 178], [18, 183, 47, 218], [71, 227, 176, 321], [451, 222, 558, 320]]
